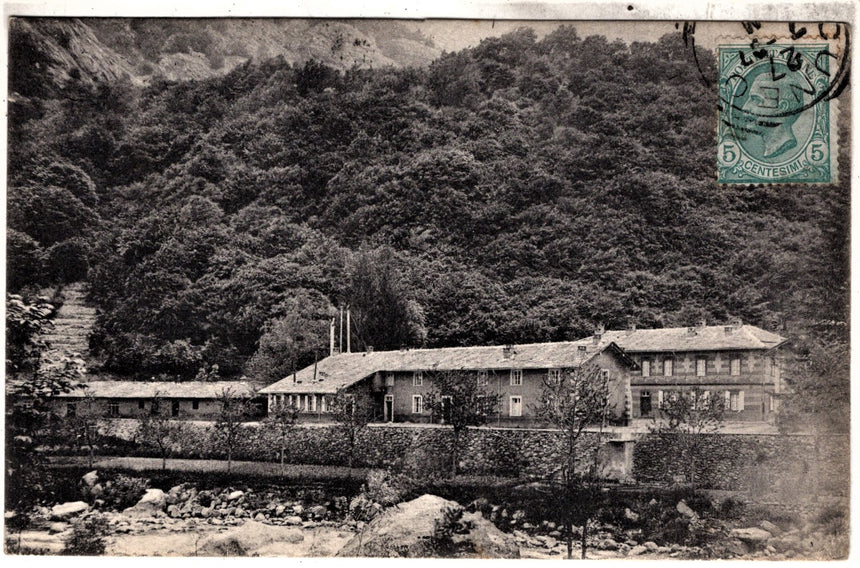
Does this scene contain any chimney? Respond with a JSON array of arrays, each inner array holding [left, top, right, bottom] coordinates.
[[367, 346, 374, 353], [346, 307, 351, 353], [697, 318, 707, 329], [502, 345, 513, 359], [593, 324, 605, 344], [627, 323, 637, 334], [687, 326, 698, 336], [731, 317, 743, 327]]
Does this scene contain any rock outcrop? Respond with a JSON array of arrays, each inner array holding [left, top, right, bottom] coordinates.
[[337, 494, 519, 558], [198, 520, 304, 556]]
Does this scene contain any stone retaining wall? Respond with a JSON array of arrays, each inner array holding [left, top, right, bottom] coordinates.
[[97, 419, 848, 501]]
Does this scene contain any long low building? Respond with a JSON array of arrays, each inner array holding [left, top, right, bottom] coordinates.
[[260, 337, 639, 427], [53, 381, 266, 420], [260, 321, 787, 426]]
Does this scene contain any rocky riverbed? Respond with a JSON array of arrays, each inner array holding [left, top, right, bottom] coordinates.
[[5, 469, 847, 559]]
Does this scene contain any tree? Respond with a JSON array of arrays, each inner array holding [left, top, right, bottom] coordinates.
[[62, 388, 103, 469], [423, 369, 500, 477], [329, 389, 375, 469], [345, 247, 427, 351], [5, 294, 83, 521], [263, 400, 301, 470], [212, 387, 254, 473], [534, 365, 610, 560], [649, 387, 725, 487], [135, 394, 188, 470]]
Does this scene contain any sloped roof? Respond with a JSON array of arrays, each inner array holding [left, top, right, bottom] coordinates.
[[261, 338, 627, 395], [602, 324, 788, 353], [57, 381, 262, 399]]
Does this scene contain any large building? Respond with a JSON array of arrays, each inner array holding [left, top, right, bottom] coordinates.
[[259, 339, 638, 426], [260, 321, 787, 426], [602, 321, 788, 423]]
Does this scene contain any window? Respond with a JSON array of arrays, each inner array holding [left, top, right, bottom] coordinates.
[[441, 395, 453, 423], [725, 390, 745, 411], [696, 358, 707, 377], [138, 400, 145, 410], [547, 369, 561, 383], [310, 394, 317, 412], [640, 391, 652, 416], [730, 357, 741, 376], [510, 369, 523, 386], [151, 400, 160, 415], [509, 396, 523, 417], [321, 395, 327, 413], [601, 369, 610, 381], [108, 402, 120, 417], [66, 402, 77, 417], [192, 400, 200, 410], [172, 401, 180, 417], [413, 371, 423, 386], [663, 359, 673, 377], [477, 369, 489, 387], [641, 360, 651, 377], [385, 373, 395, 387], [412, 395, 423, 414]]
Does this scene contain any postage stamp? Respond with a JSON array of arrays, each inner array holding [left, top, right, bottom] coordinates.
[[716, 25, 846, 184]]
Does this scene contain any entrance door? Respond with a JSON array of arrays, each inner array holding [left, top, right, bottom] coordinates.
[[384, 394, 394, 422], [172, 400, 180, 417]]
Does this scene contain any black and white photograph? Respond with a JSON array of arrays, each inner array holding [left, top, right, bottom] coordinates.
[[3, 1, 853, 560]]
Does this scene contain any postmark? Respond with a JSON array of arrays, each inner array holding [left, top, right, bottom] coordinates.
[[712, 23, 848, 184]]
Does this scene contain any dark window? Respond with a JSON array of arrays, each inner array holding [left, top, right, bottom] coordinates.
[[172, 400, 180, 417], [67, 402, 77, 417], [192, 400, 199, 410], [151, 401, 160, 415], [108, 402, 120, 417], [640, 391, 652, 417], [138, 400, 145, 410]]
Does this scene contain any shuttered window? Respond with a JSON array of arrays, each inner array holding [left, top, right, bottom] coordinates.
[[641, 360, 651, 377]]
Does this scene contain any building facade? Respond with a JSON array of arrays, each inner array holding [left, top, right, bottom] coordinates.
[[601, 321, 788, 423], [260, 340, 638, 427], [53, 381, 265, 420]]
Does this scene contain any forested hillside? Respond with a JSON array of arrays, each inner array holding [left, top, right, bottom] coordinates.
[[7, 24, 849, 390]]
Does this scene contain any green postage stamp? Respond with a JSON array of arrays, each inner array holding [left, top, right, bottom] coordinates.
[[717, 27, 844, 184]]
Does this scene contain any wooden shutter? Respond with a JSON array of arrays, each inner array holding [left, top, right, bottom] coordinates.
[[725, 390, 731, 408], [657, 390, 664, 405], [738, 390, 745, 411]]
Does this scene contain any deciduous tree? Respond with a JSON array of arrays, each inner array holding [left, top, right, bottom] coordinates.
[[534, 365, 610, 559]]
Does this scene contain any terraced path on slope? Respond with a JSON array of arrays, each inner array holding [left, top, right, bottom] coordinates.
[[40, 282, 96, 361]]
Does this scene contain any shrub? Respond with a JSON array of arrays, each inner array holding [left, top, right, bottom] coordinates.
[[63, 514, 110, 555], [817, 505, 847, 536], [430, 505, 474, 557], [98, 474, 149, 511]]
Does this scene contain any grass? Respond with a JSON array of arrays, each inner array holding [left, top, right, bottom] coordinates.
[[49, 456, 372, 482]]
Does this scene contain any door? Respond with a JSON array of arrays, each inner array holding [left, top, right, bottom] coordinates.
[[172, 400, 180, 417], [384, 394, 394, 422]]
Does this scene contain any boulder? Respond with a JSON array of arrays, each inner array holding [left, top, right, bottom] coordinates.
[[254, 512, 267, 522], [598, 538, 619, 551], [167, 505, 181, 518], [628, 545, 648, 556], [274, 505, 286, 516], [48, 522, 70, 534], [227, 490, 244, 502], [198, 520, 303, 556], [643, 541, 659, 552], [731, 527, 772, 545], [284, 516, 303, 526], [123, 489, 167, 517], [309, 505, 328, 520], [676, 500, 698, 519], [50, 501, 89, 520], [337, 494, 519, 558], [81, 471, 99, 488], [624, 507, 640, 522], [759, 520, 782, 536]]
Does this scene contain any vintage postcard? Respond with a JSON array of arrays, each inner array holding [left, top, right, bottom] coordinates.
[[3, 1, 853, 561]]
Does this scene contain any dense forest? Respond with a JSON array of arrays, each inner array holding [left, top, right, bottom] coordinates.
[[6, 22, 850, 409]]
